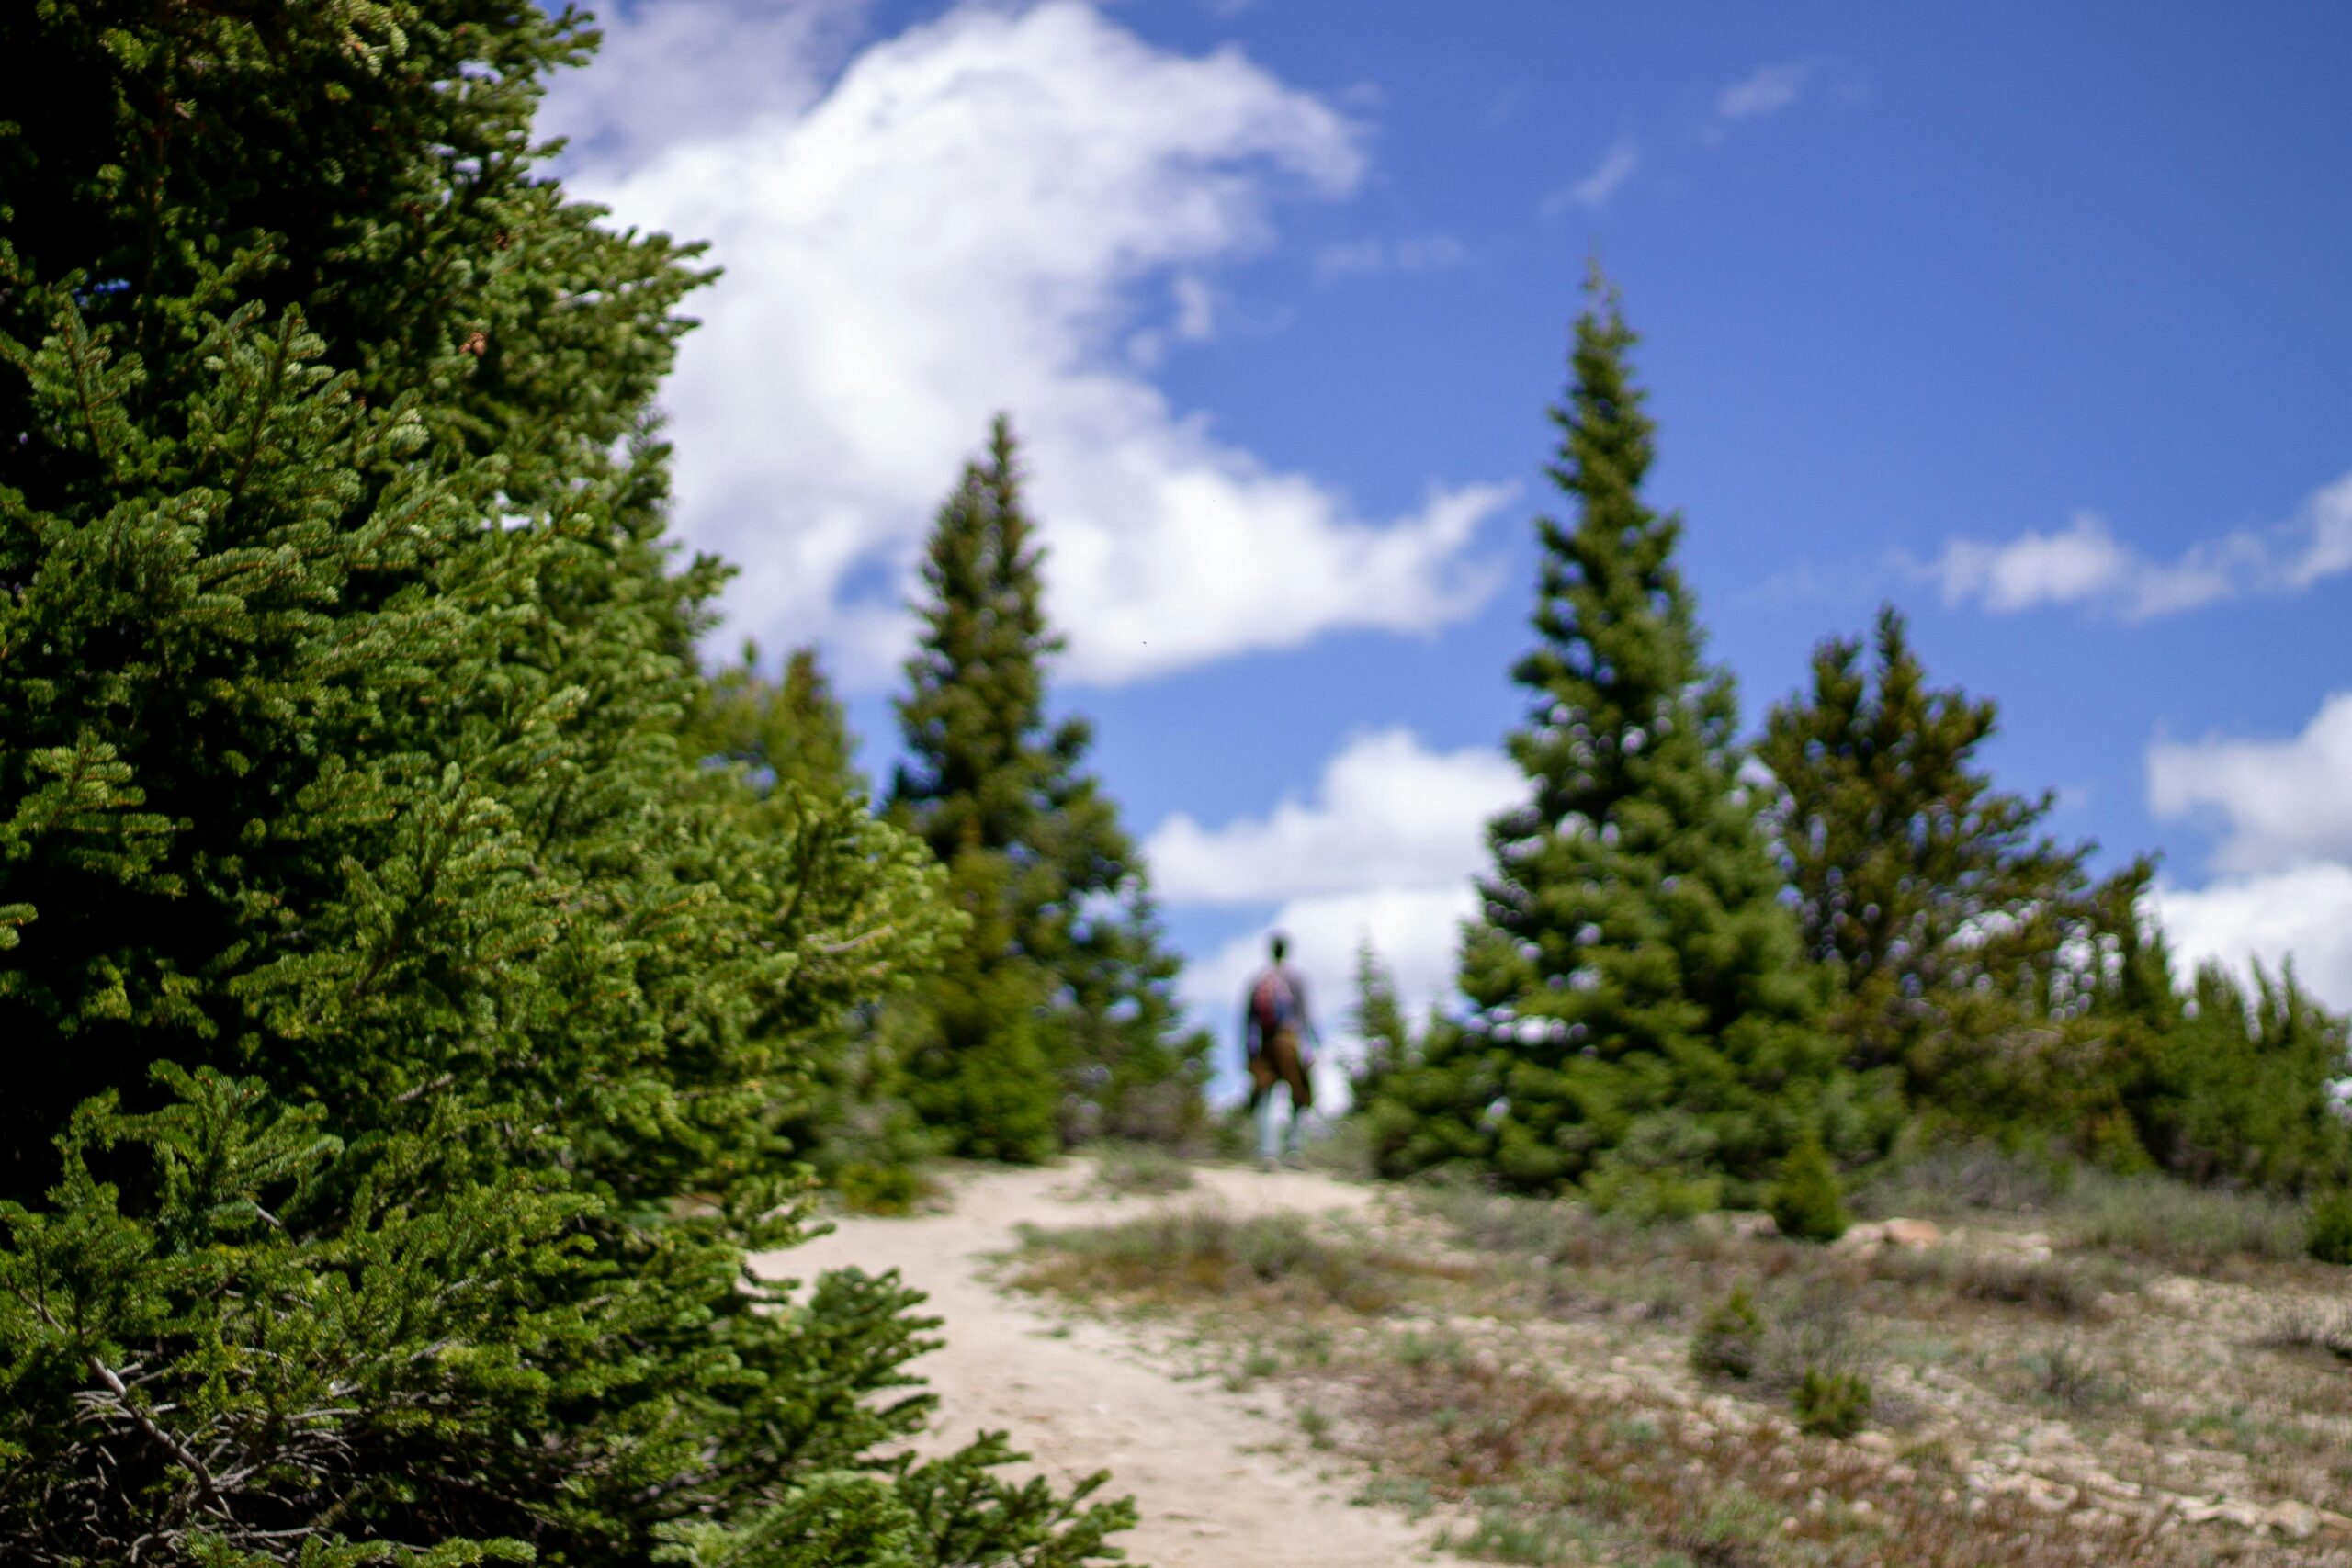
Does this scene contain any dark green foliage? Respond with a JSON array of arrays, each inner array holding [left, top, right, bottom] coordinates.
[[1759, 610, 2174, 1163], [894, 857, 1064, 1165], [2139, 962, 2352, 1192], [1760, 608, 2095, 1056], [832, 1160, 936, 1217], [1767, 1136, 1852, 1244], [1366, 270, 1858, 1202], [0, 6, 1131, 1562], [2307, 1189, 2352, 1267], [686, 647, 944, 1192], [1, 1067, 1127, 1564], [1758, 610, 2352, 1192], [889, 418, 1207, 1155], [1689, 1285, 1764, 1381], [696, 642, 865, 806], [1792, 1368, 1873, 1438]]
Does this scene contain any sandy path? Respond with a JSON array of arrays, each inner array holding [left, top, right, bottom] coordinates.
[[757, 1161, 1469, 1568]]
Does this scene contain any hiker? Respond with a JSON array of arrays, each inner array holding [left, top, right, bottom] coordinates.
[[1243, 932, 1317, 1167]]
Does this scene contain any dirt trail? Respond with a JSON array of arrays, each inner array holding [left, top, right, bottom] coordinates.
[[758, 1161, 1469, 1568]]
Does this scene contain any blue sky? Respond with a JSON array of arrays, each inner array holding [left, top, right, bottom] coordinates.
[[546, 1, 2352, 1080]]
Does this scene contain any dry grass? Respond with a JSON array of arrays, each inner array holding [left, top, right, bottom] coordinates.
[[2059, 1173, 2309, 1270], [1085, 1142, 1197, 1198], [1351, 1350, 2239, 1568], [1866, 1247, 2132, 1320], [1009, 1206, 1461, 1316], [1012, 1179, 2352, 1567], [2256, 1300, 2352, 1363], [1856, 1144, 2310, 1272]]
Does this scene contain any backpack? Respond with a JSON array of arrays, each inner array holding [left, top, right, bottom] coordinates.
[[1250, 968, 1298, 1039]]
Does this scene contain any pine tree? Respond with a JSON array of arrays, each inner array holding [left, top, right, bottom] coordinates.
[[1366, 270, 1857, 1206], [0, 7, 1132, 1562], [1348, 940, 1413, 1110], [695, 642, 864, 806], [685, 646, 945, 1192], [889, 418, 1205, 1155], [1757, 610, 2190, 1159], [2142, 961, 2352, 1190]]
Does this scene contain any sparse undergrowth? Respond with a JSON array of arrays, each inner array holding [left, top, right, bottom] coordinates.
[[1087, 1142, 1199, 1198], [1856, 1144, 2313, 1273], [1011, 1206, 1462, 1316], [1013, 1166, 2352, 1567]]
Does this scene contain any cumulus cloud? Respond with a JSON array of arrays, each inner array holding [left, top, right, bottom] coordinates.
[[548, 0, 867, 165], [2148, 690, 2352, 1010], [2150, 693, 2352, 875], [1148, 728, 1521, 904], [1930, 472, 2352, 621], [2154, 866, 2352, 1012], [1148, 728, 1522, 1100], [545, 0, 1507, 686]]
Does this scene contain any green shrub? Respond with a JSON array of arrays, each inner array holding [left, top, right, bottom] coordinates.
[[834, 1160, 933, 1216], [1689, 1285, 1765, 1381], [1767, 1137, 1851, 1243], [2026, 1341, 2123, 1413], [1792, 1368, 1872, 1438], [1584, 1163, 1724, 1224], [2309, 1188, 2352, 1266]]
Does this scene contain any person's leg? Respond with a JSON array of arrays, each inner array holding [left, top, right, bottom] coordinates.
[[1250, 1051, 1280, 1163], [1277, 1033, 1311, 1162]]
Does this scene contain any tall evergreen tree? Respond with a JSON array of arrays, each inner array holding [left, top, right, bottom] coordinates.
[[889, 418, 1206, 1155], [1757, 609, 2195, 1159], [1758, 609, 2101, 1067], [0, 6, 1131, 1562], [1366, 271, 1863, 1206]]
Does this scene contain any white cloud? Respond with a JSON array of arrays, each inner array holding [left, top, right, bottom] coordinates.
[[2155, 865, 2352, 1012], [2149, 693, 2352, 874], [1930, 471, 2352, 621], [545, 0, 867, 165], [1149, 728, 1522, 1101], [2285, 471, 2352, 587], [1549, 135, 1639, 212], [2148, 689, 2352, 1012], [1932, 512, 2234, 618], [1713, 61, 1817, 126], [546, 1, 1507, 686], [1147, 728, 1521, 904]]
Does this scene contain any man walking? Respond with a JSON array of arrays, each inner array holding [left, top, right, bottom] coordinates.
[[1243, 932, 1317, 1167]]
